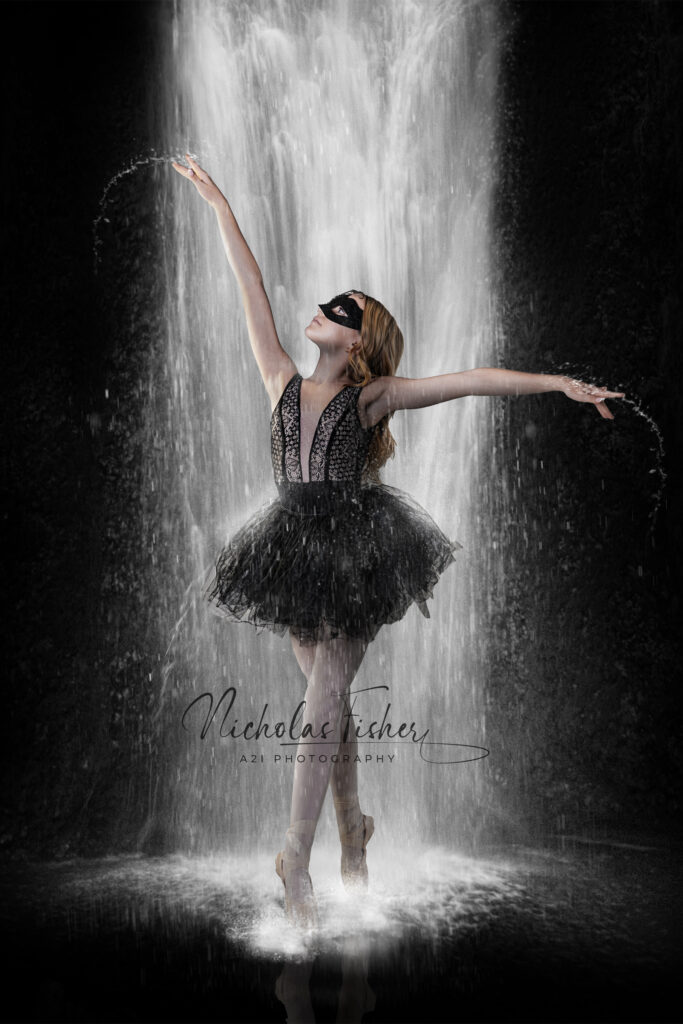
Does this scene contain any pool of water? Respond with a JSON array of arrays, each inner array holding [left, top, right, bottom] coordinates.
[[3, 833, 680, 1022]]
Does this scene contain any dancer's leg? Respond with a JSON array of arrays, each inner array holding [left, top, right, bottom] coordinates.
[[288, 629, 371, 889], [289, 629, 368, 825], [290, 629, 316, 683], [329, 694, 359, 800], [290, 629, 360, 803], [328, 684, 366, 860], [280, 629, 368, 912]]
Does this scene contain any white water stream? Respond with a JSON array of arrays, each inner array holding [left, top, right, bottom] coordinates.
[[146, 0, 505, 856]]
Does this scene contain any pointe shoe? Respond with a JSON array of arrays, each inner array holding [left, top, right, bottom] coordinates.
[[333, 795, 375, 891], [275, 818, 319, 929]]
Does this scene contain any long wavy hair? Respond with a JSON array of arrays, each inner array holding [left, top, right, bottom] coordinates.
[[345, 292, 404, 483]]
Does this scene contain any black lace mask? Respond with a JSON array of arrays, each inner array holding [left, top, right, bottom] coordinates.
[[319, 291, 365, 331]]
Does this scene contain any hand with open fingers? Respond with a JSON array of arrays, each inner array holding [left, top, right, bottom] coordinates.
[[559, 376, 626, 420], [171, 153, 225, 208]]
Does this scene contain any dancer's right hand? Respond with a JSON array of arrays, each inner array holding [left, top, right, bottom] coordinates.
[[171, 153, 225, 208]]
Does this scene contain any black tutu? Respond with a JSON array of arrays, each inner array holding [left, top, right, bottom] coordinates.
[[203, 479, 462, 647]]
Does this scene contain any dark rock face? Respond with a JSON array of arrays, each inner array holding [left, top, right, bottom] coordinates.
[[489, 1, 683, 836], [2, 1, 681, 858], [3, 1, 164, 858]]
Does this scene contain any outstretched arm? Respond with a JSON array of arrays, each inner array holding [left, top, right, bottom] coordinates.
[[171, 154, 296, 408], [361, 368, 626, 426]]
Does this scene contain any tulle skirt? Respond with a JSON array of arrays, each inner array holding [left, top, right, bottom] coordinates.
[[203, 480, 463, 647]]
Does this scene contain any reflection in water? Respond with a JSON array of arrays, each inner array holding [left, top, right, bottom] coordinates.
[[275, 943, 375, 1024]]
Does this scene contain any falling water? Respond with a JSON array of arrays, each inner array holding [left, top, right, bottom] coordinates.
[[144, 0, 506, 856]]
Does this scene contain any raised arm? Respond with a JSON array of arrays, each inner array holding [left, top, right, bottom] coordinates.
[[171, 154, 296, 408], [360, 368, 626, 426]]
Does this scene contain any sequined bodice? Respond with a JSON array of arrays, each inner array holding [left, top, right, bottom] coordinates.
[[271, 373, 373, 485]]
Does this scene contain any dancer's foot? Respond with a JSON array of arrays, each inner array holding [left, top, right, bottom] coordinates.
[[333, 795, 374, 891], [275, 818, 319, 929]]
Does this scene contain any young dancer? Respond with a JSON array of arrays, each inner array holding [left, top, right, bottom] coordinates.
[[172, 154, 624, 929]]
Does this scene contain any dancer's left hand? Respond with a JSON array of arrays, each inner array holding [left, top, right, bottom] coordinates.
[[559, 377, 626, 420]]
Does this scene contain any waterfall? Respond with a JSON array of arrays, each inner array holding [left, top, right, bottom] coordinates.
[[147, 0, 505, 856]]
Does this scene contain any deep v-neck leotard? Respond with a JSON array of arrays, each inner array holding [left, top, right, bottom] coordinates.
[[270, 373, 374, 487], [297, 377, 355, 482]]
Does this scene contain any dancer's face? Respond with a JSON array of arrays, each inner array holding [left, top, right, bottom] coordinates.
[[304, 292, 366, 352]]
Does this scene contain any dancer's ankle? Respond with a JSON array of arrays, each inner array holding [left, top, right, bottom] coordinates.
[[283, 817, 317, 872], [333, 793, 363, 836]]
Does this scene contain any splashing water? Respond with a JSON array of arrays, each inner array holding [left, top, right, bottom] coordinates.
[[551, 360, 667, 533], [93, 147, 220, 273]]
